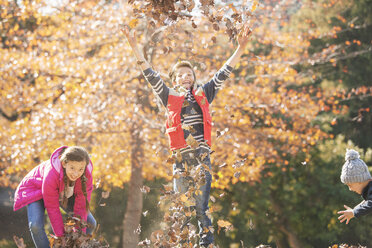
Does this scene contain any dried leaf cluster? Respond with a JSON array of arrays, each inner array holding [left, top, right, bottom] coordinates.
[[50, 216, 109, 248], [128, 0, 257, 41], [138, 145, 234, 247]]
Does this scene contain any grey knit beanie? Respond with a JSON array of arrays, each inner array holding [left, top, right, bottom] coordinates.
[[340, 149, 372, 184]]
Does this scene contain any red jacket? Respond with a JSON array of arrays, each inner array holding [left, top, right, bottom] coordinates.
[[13, 146, 93, 237], [166, 86, 212, 150]]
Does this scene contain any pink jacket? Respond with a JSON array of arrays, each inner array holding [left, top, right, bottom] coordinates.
[[13, 146, 93, 237]]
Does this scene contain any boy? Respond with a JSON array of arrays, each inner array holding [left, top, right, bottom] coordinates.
[[122, 24, 251, 247], [338, 149, 372, 224]]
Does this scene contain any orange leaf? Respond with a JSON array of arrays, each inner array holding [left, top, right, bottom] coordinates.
[[129, 19, 139, 28]]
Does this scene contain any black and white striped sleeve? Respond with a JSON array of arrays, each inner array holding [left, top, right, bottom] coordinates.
[[142, 68, 169, 107], [203, 64, 233, 104]]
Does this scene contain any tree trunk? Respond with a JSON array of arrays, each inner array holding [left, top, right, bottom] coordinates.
[[122, 128, 143, 248], [270, 193, 307, 248]]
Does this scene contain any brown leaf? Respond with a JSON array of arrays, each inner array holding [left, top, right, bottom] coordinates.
[[217, 219, 233, 228], [187, 0, 195, 12], [140, 185, 151, 194], [128, 19, 139, 28], [138, 238, 150, 246], [166, 156, 176, 164], [234, 171, 241, 179], [211, 36, 217, 44], [212, 23, 220, 31], [186, 135, 199, 148]]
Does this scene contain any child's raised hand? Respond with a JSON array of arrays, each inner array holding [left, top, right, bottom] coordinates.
[[121, 25, 137, 48], [237, 23, 252, 48], [337, 205, 355, 224]]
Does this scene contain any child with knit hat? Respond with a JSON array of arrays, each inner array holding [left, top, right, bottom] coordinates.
[[338, 149, 372, 224]]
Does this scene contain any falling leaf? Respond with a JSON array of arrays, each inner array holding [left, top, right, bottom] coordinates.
[[195, 88, 203, 96], [212, 23, 220, 31], [134, 224, 142, 234], [186, 135, 199, 148], [252, 0, 258, 12], [138, 238, 150, 246], [176, 150, 183, 162], [95, 178, 101, 189], [232, 158, 246, 168], [217, 219, 233, 231], [166, 156, 176, 164], [140, 185, 151, 193], [211, 36, 217, 44], [129, 18, 139, 28], [200, 152, 208, 161], [219, 163, 227, 168], [187, 0, 196, 11], [234, 171, 241, 179]]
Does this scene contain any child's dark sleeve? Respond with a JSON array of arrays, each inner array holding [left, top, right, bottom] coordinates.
[[142, 68, 169, 107], [353, 187, 372, 218], [202, 65, 233, 104]]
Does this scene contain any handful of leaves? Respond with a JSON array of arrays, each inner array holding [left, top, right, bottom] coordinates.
[[50, 216, 109, 248]]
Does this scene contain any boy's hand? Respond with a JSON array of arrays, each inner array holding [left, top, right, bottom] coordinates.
[[237, 24, 252, 49], [337, 205, 355, 224], [121, 25, 137, 49]]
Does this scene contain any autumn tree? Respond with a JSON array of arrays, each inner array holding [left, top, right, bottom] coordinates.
[[300, 0, 372, 150]]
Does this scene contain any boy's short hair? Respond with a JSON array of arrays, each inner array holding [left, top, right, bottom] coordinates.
[[169, 60, 196, 83], [341, 149, 372, 184]]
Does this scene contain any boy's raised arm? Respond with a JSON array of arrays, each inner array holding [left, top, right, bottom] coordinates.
[[121, 25, 170, 107], [202, 24, 252, 104], [224, 24, 252, 68], [121, 25, 152, 71]]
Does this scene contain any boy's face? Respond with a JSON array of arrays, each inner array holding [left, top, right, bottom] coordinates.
[[346, 182, 364, 194], [62, 160, 86, 182], [173, 66, 195, 90]]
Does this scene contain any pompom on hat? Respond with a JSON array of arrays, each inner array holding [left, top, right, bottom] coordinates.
[[340, 149, 372, 184]]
